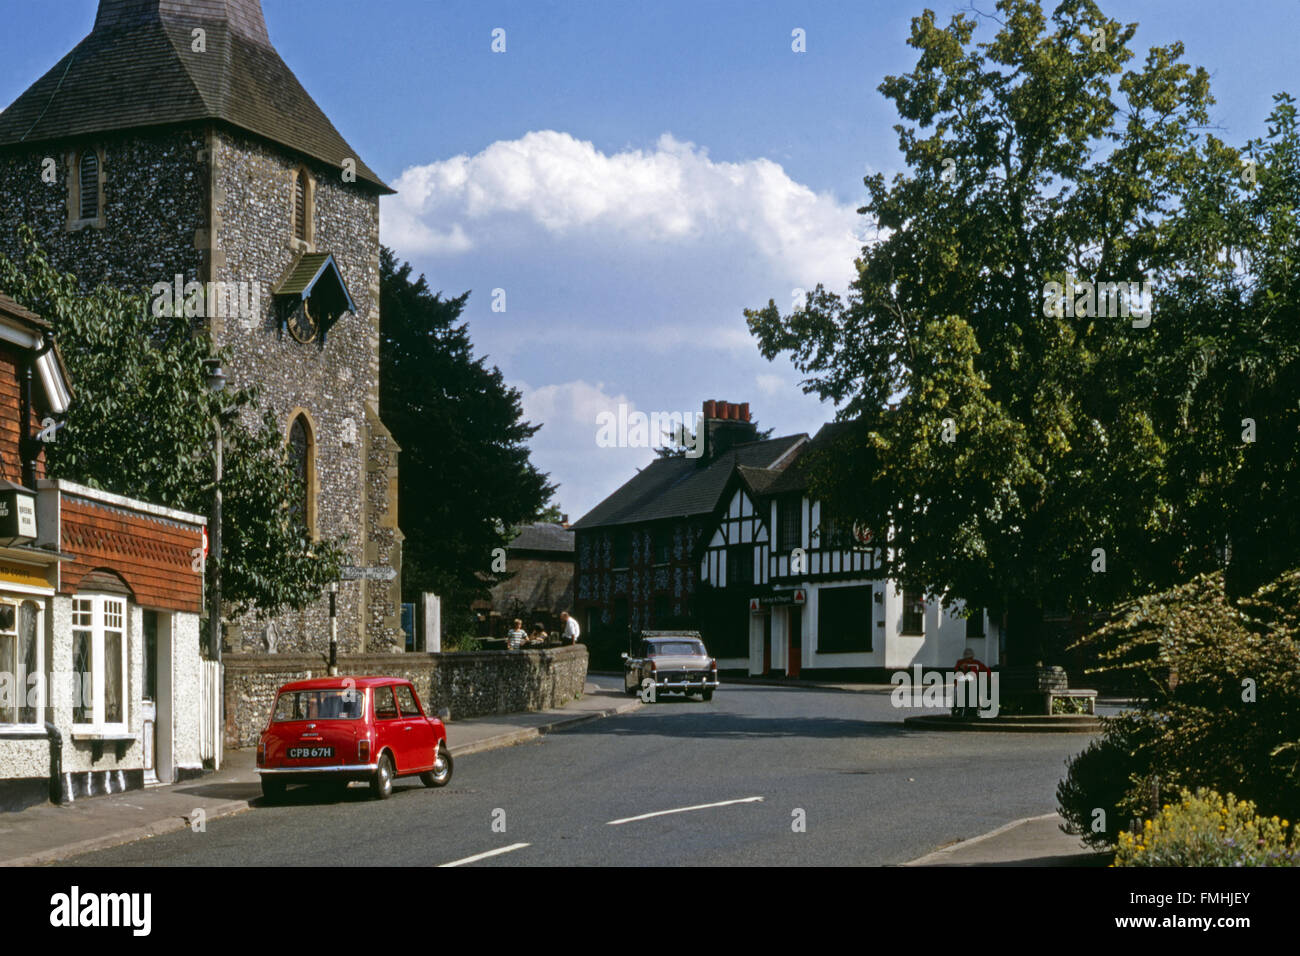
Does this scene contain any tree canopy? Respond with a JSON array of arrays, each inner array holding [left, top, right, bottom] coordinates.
[[746, 0, 1295, 661]]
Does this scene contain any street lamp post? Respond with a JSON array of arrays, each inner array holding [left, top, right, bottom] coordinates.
[[328, 581, 338, 675], [205, 359, 226, 662]]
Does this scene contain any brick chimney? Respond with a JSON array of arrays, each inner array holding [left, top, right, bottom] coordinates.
[[700, 399, 757, 462]]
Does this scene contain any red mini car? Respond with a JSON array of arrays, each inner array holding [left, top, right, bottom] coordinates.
[[256, 676, 452, 802]]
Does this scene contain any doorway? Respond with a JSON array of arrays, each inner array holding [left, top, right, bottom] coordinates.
[[144, 611, 174, 785], [787, 607, 802, 678]]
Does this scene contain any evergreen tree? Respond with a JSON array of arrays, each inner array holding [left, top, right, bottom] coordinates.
[[379, 248, 556, 637]]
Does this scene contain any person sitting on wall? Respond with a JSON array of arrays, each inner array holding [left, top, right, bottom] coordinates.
[[528, 623, 547, 645], [952, 647, 990, 718], [506, 618, 527, 650]]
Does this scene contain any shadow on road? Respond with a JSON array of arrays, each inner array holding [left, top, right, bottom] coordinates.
[[554, 708, 913, 740]]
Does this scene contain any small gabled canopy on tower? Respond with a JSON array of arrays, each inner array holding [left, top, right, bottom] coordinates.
[[272, 252, 356, 344]]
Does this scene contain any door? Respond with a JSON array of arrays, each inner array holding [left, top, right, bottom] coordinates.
[[393, 683, 436, 772], [142, 610, 159, 784], [787, 607, 802, 678], [762, 611, 772, 675], [372, 685, 403, 768]]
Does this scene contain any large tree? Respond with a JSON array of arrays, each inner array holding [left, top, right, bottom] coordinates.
[[746, 0, 1240, 662], [0, 225, 342, 618], [379, 248, 555, 636]]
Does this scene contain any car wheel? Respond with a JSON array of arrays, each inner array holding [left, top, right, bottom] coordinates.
[[371, 753, 394, 800], [421, 743, 453, 788], [261, 778, 286, 803], [702, 689, 714, 702]]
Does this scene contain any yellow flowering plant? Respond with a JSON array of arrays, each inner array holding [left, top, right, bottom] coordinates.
[[1115, 788, 1297, 866]]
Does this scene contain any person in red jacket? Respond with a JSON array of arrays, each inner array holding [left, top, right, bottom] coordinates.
[[952, 648, 991, 717]]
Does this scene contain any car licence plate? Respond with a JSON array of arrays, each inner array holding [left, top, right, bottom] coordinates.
[[287, 746, 334, 759]]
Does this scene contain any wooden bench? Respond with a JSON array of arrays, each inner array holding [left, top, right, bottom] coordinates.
[[1044, 688, 1097, 715]]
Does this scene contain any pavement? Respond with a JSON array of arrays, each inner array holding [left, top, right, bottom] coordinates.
[[903, 812, 1107, 866], [0, 679, 641, 867]]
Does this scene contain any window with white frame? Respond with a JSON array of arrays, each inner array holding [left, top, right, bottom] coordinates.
[[72, 595, 127, 730], [0, 601, 42, 726]]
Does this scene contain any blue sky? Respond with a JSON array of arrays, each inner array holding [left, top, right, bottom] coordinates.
[[3, 1, 1297, 519]]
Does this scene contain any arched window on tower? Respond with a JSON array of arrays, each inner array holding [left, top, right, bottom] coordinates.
[[71, 147, 103, 226], [292, 167, 313, 245], [288, 413, 315, 536]]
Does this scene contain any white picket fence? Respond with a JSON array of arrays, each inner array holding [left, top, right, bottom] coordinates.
[[200, 660, 223, 770]]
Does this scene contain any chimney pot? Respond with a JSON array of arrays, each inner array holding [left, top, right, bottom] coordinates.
[[740, 402, 750, 422], [720, 403, 731, 420], [703, 400, 716, 419]]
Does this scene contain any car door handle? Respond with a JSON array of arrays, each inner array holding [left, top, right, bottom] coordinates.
[[403, 726, 412, 731]]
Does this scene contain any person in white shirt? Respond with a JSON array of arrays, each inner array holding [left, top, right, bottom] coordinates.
[[560, 611, 580, 644]]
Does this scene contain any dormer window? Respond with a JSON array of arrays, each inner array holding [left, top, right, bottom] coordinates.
[[68, 147, 104, 229], [292, 166, 314, 247]]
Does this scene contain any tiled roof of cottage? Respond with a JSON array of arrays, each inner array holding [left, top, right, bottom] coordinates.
[[509, 522, 575, 554], [0, 291, 50, 329], [570, 434, 807, 530], [0, 0, 393, 193]]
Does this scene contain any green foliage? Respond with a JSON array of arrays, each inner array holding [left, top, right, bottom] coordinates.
[[1057, 712, 1157, 849], [378, 247, 556, 618], [743, 0, 1269, 660], [1115, 788, 1297, 866], [1061, 569, 1300, 842], [0, 225, 342, 618]]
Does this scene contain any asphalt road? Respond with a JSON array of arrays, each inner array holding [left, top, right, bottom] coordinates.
[[64, 679, 1098, 866]]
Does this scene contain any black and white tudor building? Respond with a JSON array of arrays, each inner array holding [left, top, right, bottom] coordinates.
[[696, 424, 1001, 677]]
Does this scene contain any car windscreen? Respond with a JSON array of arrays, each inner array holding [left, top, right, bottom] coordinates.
[[272, 689, 363, 721], [648, 642, 704, 657]]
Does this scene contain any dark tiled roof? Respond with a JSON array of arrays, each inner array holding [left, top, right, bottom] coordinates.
[[274, 252, 356, 310], [736, 464, 782, 497], [0, 0, 392, 193], [509, 522, 575, 554], [0, 291, 50, 329], [571, 434, 807, 530], [765, 421, 859, 495]]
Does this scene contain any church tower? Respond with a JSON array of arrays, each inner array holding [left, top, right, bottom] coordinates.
[[0, 0, 404, 654]]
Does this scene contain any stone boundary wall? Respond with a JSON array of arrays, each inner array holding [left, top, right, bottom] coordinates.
[[223, 644, 589, 748]]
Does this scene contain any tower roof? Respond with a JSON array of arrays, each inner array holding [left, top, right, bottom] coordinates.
[[0, 0, 393, 193]]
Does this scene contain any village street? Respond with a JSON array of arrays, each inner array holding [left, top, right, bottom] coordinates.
[[64, 679, 1109, 867]]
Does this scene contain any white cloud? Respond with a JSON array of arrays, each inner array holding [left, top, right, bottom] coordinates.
[[385, 130, 863, 289], [519, 379, 655, 519]]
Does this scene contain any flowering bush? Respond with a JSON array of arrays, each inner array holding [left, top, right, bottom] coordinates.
[[1115, 788, 1298, 866]]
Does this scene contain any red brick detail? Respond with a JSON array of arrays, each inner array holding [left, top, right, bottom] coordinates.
[[59, 497, 203, 613]]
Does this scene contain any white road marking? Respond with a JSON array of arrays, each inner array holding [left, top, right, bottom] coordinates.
[[607, 796, 764, 826], [438, 842, 531, 867]]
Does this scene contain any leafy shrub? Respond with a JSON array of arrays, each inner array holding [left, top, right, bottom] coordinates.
[[1062, 569, 1300, 841], [1058, 712, 1156, 849], [1115, 788, 1298, 867]]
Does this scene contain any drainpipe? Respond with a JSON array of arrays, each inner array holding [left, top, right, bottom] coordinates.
[[19, 334, 54, 490], [44, 722, 67, 805]]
